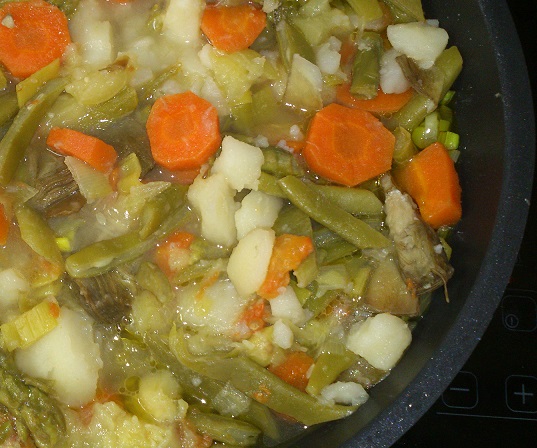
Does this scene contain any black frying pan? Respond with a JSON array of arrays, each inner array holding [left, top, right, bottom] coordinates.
[[289, 0, 535, 446]]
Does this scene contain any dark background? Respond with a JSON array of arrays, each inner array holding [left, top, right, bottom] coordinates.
[[395, 0, 537, 446]]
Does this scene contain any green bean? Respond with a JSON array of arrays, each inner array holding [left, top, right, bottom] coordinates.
[[278, 176, 390, 249], [383, 92, 434, 132], [0, 91, 18, 128], [190, 238, 232, 260], [273, 203, 313, 237], [0, 77, 66, 185], [15, 204, 64, 275], [145, 332, 280, 440], [65, 185, 189, 278], [436, 46, 464, 99], [306, 346, 359, 396], [262, 146, 305, 177], [350, 31, 382, 99], [169, 326, 357, 426], [312, 184, 383, 216], [172, 259, 226, 286], [16, 59, 61, 108], [187, 407, 261, 446], [392, 126, 418, 165], [304, 290, 339, 319], [257, 172, 286, 198], [411, 110, 439, 149]]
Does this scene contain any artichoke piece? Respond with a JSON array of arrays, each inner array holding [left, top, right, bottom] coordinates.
[[0, 350, 65, 448], [69, 268, 136, 324], [395, 54, 444, 104], [381, 174, 454, 297], [28, 164, 86, 218]]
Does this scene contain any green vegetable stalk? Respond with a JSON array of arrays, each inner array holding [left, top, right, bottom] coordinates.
[[0, 77, 67, 185], [0, 350, 65, 448]]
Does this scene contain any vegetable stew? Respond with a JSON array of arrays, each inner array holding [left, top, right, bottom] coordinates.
[[0, 0, 462, 446]]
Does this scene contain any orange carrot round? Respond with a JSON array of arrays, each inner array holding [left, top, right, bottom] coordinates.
[[146, 91, 221, 171], [258, 234, 314, 300], [47, 127, 118, 173], [394, 142, 462, 228], [0, 0, 71, 79], [268, 351, 315, 392], [336, 83, 414, 115], [302, 103, 395, 187], [201, 4, 266, 53]]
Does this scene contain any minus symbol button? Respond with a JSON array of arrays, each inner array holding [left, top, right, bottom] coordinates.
[[441, 372, 479, 409]]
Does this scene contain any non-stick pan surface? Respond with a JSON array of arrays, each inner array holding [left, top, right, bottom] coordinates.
[[288, 0, 535, 446]]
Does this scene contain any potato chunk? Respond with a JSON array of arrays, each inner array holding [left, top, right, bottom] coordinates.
[[15, 307, 102, 407], [187, 172, 238, 247], [212, 136, 264, 192], [227, 228, 275, 298], [346, 313, 412, 371]]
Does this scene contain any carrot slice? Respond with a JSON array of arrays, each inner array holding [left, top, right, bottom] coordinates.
[[394, 142, 462, 229], [0, 203, 9, 246], [0, 0, 71, 79], [258, 234, 314, 300], [201, 4, 266, 53], [336, 83, 414, 114], [146, 91, 221, 171], [46, 127, 118, 173], [302, 103, 395, 187], [268, 351, 315, 392]]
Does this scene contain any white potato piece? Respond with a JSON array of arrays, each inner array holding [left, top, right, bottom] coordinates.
[[69, 0, 114, 69], [269, 286, 307, 325], [0, 268, 29, 313], [163, 0, 203, 44], [380, 48, 412, 94], [227, 228, 275, 298], [177, 278, 249, 334], [346, 313, 412, 371], [65, 401, 182, 447], [212, 136, 265, 192], [321, 381, 369, 406], [235, 191, 283, 240], [187, 173, 238, 247], [138, 370, 183, 422], [387, 22, 449, 69], [315, 37, 342, 75], [272, 319, 294, 349], [15, 307, 102, 407]]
